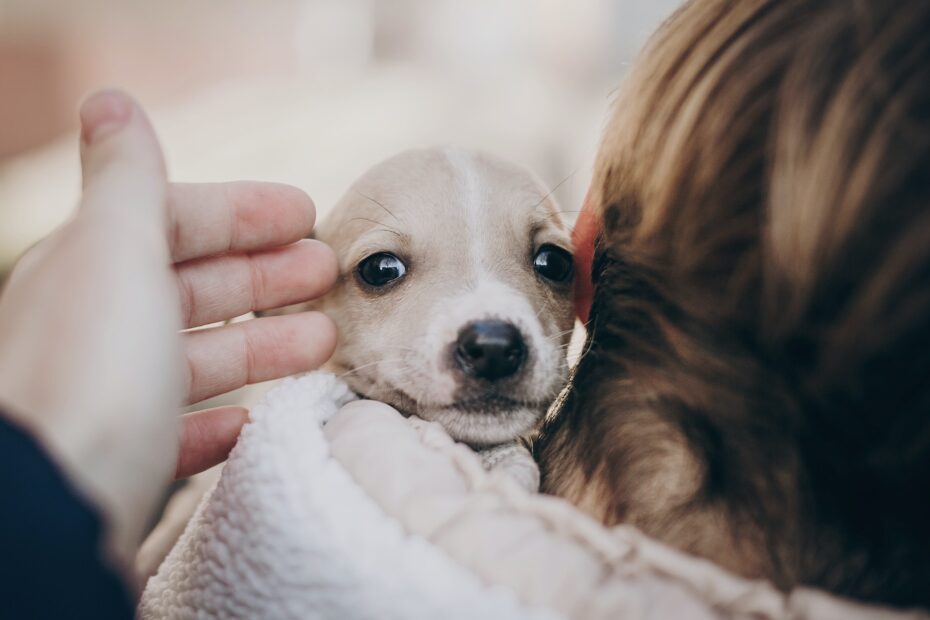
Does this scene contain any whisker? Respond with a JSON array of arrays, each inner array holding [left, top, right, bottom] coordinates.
[[533, 170, 578, 213], [347, 217, 404, 237], [338, 357, 405, 379], [354, 189, 400, 222], [545, 328, 579, 341]]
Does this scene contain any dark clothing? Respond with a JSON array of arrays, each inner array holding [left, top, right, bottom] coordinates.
[[0, 414, 134, 619]]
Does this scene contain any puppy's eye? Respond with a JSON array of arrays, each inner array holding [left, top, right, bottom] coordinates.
[[357, 252, 407, 287], [533, 244, 573, 283]]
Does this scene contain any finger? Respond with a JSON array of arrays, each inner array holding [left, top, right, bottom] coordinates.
[[184, 312, 337, 404], [79, 90, 167, 231], [167, 182, 316, 263], [175, 406, 250, 479], [176, 239, 338, 327]]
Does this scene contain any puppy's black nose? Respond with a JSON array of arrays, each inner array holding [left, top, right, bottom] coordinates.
[[454, 320, 526, 381]]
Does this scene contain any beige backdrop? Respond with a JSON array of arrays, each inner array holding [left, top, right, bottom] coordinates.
[[0, 0, 683, 276]]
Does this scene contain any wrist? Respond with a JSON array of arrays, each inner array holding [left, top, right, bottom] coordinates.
[[0, 396, 177, 580]]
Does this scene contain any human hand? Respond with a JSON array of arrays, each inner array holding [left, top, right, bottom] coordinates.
[[0, 91, 338, 568]]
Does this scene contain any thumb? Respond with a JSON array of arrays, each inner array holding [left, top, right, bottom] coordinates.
[[78, 90, 168, 229]]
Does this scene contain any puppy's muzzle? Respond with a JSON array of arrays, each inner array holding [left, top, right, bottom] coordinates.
[[454, 320, 527, 381]]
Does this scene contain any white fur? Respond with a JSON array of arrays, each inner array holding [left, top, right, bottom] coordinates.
[[414, 278, 565, 444]]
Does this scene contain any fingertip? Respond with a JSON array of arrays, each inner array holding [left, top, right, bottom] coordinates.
[[263, 310, 338, 375], [175, 406, 250, 479], [257, 182, 317, 238], [78, 88, 166, 207], [256, 310, 339, 374], [300, 310, 338, 367], [292, 186, 318, 236], [80, 89, 133, 145], [297, 238, 340, 288]]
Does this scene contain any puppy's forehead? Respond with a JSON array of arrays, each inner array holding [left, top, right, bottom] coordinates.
[[339, 147, 567, 250]]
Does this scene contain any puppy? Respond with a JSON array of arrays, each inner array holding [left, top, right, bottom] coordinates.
[[138, 148, 575, 578], [280, 147, 575, 487], [537, 0, 930, 609]]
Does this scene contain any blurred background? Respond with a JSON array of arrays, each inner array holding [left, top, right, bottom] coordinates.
[[0, 0, 682, 279]]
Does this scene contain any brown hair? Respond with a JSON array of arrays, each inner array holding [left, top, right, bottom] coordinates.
[[538, 0, 930, 607]]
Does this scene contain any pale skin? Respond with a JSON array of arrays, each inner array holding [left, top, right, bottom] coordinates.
[[0, 91, 339, 571]]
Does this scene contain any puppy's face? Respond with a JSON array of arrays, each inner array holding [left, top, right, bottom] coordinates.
[[314, 148, 574, 445]]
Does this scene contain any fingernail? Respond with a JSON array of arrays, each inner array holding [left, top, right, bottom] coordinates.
[[80, 90, 132, 145]]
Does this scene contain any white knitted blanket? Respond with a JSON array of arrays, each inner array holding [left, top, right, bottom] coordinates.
[[139, 372, 923, 620]]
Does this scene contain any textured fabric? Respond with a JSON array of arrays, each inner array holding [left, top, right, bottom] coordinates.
[[140, 373, 927, 620], [0, 413, 134, 619], [139, 373, 554, 620]]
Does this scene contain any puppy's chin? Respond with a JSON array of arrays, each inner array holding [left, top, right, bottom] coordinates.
[[419, 404, 542, 446]]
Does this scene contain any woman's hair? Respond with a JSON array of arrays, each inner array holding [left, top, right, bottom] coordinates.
[[538, 0, 930, 607]]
